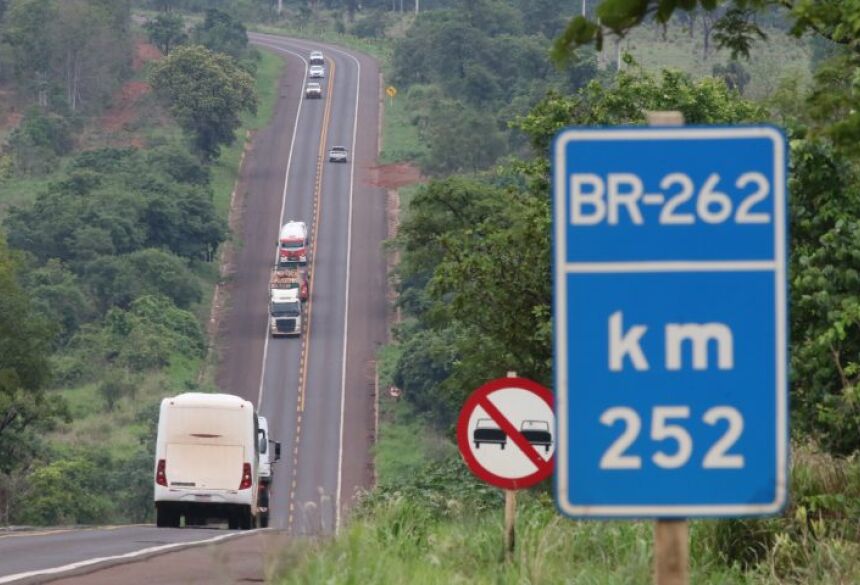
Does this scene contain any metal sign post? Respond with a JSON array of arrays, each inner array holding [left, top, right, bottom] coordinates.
[[551, 115, 789, 584]]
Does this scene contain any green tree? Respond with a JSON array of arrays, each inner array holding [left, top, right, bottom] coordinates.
[[0, 236, 66, 473], [3, 0, 55, 105], [145, 12, 187, 55], [7, 108, 74, 175], [15, 456, 114, 524], [421, 101, 506, 174], [86, 248, 203, 310], [25, 259, 94, 345], [394, 67, 767, 424], [191, 8, 249, 60], [149, 45, 257, 160]]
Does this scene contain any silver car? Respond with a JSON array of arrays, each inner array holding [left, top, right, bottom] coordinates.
[[309, 65, 324, 78], [328, 146, 348, 163], [305, 82, 322, 99]]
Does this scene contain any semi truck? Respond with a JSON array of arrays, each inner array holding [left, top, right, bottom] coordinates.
[[270, 287, 302, 337], [154, 393, 263, 530], [278, 221, 308, 267], [270, 266, 309, 302]]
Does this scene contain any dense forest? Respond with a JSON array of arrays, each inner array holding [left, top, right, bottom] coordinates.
[[0, 1, 258, 524]]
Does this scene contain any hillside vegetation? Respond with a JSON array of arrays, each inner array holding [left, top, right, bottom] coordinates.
[[0, 3, 272, 525]]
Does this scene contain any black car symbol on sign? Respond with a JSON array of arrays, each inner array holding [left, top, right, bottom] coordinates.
[[520, 420, 552, 452], [473, 418, 506, 449]]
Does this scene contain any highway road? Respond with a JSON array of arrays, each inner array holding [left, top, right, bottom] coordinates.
[[0, 34, 387, 584]]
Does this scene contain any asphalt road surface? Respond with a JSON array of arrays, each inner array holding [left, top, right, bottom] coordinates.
[[222, 33, 387, 535], [0, 34, 386, 584]]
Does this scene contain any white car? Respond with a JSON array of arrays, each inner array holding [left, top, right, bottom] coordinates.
[[328, 145, 348, 163], [305, 82, 322, 99], [309, 65, 324, 79], [309, 51, 324, 65]]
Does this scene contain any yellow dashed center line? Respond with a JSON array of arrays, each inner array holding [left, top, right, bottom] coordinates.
[[287, 55, 336, 533]]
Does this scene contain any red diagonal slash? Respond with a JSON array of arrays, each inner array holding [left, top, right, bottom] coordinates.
[[478, 396, 551, 473]]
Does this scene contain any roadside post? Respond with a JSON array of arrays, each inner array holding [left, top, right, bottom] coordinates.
[[551, 114, 788, 585], [386, 85, 397, 107], [456, 374, 554, 561]]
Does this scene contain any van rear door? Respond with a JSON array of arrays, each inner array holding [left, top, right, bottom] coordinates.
[[166, 444, 244, 490]]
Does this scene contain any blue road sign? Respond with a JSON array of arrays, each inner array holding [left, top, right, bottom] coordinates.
[[552, 126, 788, 518]]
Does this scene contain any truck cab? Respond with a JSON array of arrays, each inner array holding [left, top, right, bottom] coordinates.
[[270, 288, 302, 337], [278, 221, 308, 267], [256, 416, 281, 529]]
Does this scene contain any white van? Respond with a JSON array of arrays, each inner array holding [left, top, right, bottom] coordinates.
[[154, 393, 260, 529]]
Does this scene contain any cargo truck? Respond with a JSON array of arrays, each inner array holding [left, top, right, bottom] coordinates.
[[270, 267, 309, 302], [278, 221, 308, 267]]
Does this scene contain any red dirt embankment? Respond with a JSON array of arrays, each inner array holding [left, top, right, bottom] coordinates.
[[369, 162, 425, 190]]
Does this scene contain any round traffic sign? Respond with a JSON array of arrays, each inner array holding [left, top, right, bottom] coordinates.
[[457, 377, 554, 490]]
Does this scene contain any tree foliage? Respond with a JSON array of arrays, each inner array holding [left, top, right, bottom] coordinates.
[[390, 1, 597, 174], [2, 0, 132, 112], [191, 8, 250, 61], [149, 45, 258, 160], [145, 12, 187, 55], [0, 236, 67, 473]]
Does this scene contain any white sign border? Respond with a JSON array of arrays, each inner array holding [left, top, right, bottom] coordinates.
[[552, 126, 788, 518]]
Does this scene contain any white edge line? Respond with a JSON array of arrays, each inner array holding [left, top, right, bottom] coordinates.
[[554, 132, 571, 510], [0, 531, 255, 584], [774, 129, 788, 510], [251, 43, 308, 410], [564, 261, 777, 272], [557, 125, 784, 142], [335, 48, 361, 537], [554, 128, 789, 516]]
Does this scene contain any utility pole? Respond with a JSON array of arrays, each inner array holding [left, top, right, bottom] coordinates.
[[416, 0, 420, 14], [277, 0, 283, 15]]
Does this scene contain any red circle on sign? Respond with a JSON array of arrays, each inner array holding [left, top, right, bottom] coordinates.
[[457, 377, 554, 490]]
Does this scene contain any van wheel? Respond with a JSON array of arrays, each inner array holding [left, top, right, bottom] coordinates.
[[156, 504, 178, 528], [240, 507, 253, 530], [228, 514, 239, 530]]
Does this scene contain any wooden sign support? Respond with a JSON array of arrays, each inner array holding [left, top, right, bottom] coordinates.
[[646, 110, 689, 585]]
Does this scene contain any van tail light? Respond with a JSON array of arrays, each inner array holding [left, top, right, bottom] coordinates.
[[156, 459, 167, 486], [239, 463, 253, 490]]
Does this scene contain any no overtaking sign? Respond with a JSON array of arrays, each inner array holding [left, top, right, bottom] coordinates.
[[457, 377, 554, 490]]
